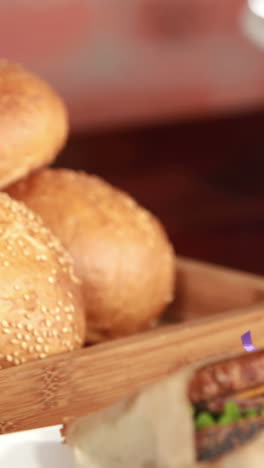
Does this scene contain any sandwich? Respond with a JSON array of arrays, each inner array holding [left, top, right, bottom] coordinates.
[[64, 350, 264, 468], [190, 350, 264, 462]]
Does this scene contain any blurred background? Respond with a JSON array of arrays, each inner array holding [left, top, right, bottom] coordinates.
[[3, 0, 264, 273]]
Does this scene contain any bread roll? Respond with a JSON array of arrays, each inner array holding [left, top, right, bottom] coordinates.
[[7, 169, 176, 342], [0, 192, 85, 368], [0, 61, 68, 188]]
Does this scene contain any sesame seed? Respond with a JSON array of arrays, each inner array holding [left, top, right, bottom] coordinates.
[[24, 294, 30, 301], [62, 327, 68, 333], [55, 316, 61, 322], [1, 320, 8, 327], [40, 353, 47, 359], [48, 276, 55, 284], [41, 306, 47, 313], [17, 323, 23, 329], [3, 261, 9, 267], [6, 355, 13, 362], [35, 345, 42, 352], [44, 345, 49, 353], [2, 328, 10, 334], [11, 339, 19, 345], [26, 324, 33, 331], [14, 285, 20, 290], [13, 351, 19, 357], [24, 334, 30, 341], [36, 337, 44, 343], [37, 253, 47, 261], [14, 359, 20, 365], [21, 342, 28, 349], [72, 275, 80, 284], [45, 320, 51, 327], [67, 314, 73, 321], [16, 333, 22, 340]]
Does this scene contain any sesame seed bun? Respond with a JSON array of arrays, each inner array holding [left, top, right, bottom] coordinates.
[[0, 192, 85, 369], [0, 60, 68, 188], [7, 169, 176, 342]]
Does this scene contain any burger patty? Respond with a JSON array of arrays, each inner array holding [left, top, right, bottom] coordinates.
[[189, 352, 264, 404], [196, 415, 264, 461]]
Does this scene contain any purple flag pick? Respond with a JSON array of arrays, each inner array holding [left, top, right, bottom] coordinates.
[[241, 330, 259, 352]]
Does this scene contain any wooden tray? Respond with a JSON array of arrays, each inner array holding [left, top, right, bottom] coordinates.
[[167, 255, 264, 322], [1, 255, 264, 434]]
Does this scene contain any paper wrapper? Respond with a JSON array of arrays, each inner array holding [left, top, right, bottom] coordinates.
[[64, 355, 264, 468]]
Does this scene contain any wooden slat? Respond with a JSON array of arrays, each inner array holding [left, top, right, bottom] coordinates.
[[0, 301, 264, 434]]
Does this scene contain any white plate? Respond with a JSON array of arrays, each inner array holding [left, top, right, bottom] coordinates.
[[0, 426, 75, 468]]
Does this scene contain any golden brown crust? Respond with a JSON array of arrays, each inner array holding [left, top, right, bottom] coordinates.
[[189, 351, 264, 404], [0, 60, 68, 188], [7, 168, 176, 342], [0, 192, 85, 369]]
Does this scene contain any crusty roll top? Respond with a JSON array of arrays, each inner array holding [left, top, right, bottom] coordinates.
[[7, 169, 176, 342], [0, 61, 68, 188]]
